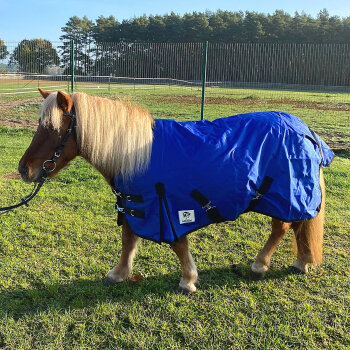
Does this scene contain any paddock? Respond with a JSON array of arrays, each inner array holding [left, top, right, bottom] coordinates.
[[0, 86, 349, 348]]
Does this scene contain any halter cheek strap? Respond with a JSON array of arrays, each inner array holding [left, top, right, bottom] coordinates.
[[0, 106, 77, 215]]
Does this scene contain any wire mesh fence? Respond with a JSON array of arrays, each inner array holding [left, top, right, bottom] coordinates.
[[0, 40, 349, 149], [1, 41, 350, 101]]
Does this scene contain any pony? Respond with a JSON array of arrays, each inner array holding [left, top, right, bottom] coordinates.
[[18, 89, 331, 294]]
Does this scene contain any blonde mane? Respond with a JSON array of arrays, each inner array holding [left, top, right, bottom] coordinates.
[[40, 92, 154, 179]]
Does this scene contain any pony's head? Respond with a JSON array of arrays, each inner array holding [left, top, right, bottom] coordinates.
[[18, 89, 78, 183]]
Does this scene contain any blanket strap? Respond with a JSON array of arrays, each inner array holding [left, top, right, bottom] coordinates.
[[155, 182, 178, 241], [114, 203, 145, 219], [245, 176, 274, 212], [112, 187, 144, 225], [112, 188, 143, 203], [190, 190, 225, 223]]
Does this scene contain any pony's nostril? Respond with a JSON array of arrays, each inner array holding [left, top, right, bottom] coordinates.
[[18, 164, 29, 177]]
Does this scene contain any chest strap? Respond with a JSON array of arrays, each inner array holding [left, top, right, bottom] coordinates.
[[190, 190, 225, 223], [112, 187, 143, 203], [114, 203, 145, 219], [111, 186, 144, 225]]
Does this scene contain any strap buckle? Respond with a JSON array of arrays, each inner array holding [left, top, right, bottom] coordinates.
[[115, 203, 125, 213], [112, 188, 121, 197], [203, 201, 215, 212]]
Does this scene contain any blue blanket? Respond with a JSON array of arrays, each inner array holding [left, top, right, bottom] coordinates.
[[112, 111, 334, 243]]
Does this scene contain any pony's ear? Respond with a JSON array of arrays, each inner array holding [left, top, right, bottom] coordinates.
[[38, 88, 52, 99], [57, 90, 73, 113]]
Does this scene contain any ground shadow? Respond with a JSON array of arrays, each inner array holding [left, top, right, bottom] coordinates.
[[0, 264, 303, 320], [333, 149, 350, 158]]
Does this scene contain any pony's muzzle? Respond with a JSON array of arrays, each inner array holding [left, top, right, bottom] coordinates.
[[18, 162, 42, 183], [18, 164, 29, 181]]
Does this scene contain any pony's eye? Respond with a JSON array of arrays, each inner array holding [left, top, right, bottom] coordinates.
[[43, 124, 57, 133], [48, 126, 57, 133]]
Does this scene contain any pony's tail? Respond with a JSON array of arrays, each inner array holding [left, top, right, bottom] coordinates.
[[292, 168, 325, 265]]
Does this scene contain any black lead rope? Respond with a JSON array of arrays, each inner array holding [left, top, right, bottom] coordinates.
[[0, 107, 76, 216], [0, 178, 46, 215]]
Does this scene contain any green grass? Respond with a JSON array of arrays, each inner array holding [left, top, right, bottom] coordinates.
[[0, 88, 349, 349]]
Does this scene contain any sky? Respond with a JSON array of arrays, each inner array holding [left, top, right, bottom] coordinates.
[[1, 0, 350, 42]]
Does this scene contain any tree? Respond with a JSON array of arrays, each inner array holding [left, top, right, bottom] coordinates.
[[10, 39, 59, 73], [182, 12, 211, 42], [266, 10, 292, 42], [93, 16, 120, 42], [0, 39, 8, 60], [148, 15, 166, 42], [243, 12, 266, 42], [163, 12, 184, 42], [60, 16, 94, 75], [61, 10, 350, 45]]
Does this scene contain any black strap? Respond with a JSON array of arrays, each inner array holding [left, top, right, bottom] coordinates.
[[111, 188, 143, 203], [155, 183, 165, 241], [114, 203, 145, 219], [112, 187, 145, 224], [190, 189, 225, 223], [155, 182, 178, 241], [245, 176, 274, 212], [116, 196, 124, 226]]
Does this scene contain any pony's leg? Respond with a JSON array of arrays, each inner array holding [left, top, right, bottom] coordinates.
[[171, 236, 198, 294], [251, 219, 292, 279], [104, 220, 139, 285], [291, 169, 325, 274]]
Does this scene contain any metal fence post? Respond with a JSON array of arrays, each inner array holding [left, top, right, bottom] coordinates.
[[201, 41, 208, 120], [70, 40, 75, 93]]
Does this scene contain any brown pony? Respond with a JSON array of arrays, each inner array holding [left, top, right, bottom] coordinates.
[[18, 89, 325, 293]]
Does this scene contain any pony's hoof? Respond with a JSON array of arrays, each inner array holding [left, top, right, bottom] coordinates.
[[250, 270, 265, 281], [176, 286, 194, 295], [288, 266, 306, 275]]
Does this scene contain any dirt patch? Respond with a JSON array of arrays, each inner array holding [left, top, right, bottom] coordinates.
[[3, 172, 21, 180], [145, 94, 350, 111], [0, 97, 41, 128], [0, 97, 41, 110], [318, 131, 350, 150], [0, 118, 38, 129]]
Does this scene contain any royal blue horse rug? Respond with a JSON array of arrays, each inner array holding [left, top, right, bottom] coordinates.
[[112, 111, 334, 243]]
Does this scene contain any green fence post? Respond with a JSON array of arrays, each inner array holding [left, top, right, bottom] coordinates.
[[200, 41, 208, 120], [70, 40, 75, 93]]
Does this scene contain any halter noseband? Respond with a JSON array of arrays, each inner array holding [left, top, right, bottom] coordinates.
[[0, 106, 77, 215]]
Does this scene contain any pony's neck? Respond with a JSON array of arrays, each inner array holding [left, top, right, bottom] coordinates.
[[73, 93, 154, 181]]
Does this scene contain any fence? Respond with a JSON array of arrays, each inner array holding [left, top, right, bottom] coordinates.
[[1, 41, 350, 98]]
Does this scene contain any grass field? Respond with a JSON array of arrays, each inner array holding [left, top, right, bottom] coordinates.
[[0, 86, 349, 349]]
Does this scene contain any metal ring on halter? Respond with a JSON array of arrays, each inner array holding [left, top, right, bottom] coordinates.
[[43, 159, 57, 173]]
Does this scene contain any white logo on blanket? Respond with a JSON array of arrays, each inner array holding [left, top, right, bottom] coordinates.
[[178, 210, 195, 224]]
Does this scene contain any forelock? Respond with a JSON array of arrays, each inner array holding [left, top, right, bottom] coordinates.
[[40, 92, 63, 130]]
